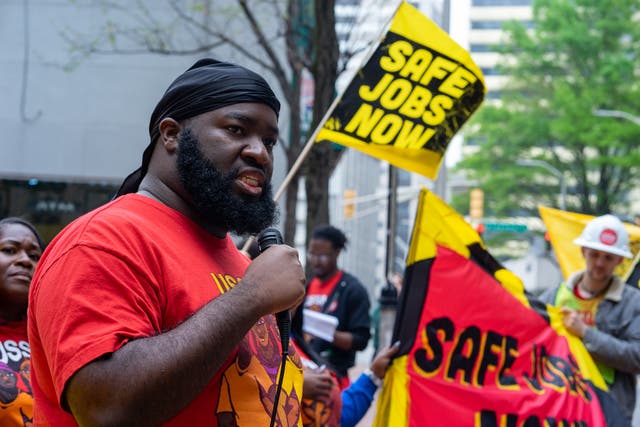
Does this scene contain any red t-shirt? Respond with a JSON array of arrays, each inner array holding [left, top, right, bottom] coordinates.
[[0, 318, 33, 426], [305, 271, 344, 313], [28, 194, 303, 426]]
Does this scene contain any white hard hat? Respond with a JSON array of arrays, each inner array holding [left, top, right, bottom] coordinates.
[[573, 214, 633, 258]]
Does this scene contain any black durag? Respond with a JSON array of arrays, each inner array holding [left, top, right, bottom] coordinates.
[[116, 58, 280, 196]]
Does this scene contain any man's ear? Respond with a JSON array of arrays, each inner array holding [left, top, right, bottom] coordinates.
[[158, 118, 181, 153]]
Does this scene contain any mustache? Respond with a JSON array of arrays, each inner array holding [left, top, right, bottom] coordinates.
[[236, 156, 267, 174]]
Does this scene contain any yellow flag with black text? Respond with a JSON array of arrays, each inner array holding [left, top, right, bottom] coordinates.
[[373, 189, 627, 426], [538, 205, 640, 281], [314, 1, 485, 179]]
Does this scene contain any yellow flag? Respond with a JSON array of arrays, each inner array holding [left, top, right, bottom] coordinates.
[[538, 205, 640, 279], [314, 1, 486, 179], [374, 190, 626, 426]]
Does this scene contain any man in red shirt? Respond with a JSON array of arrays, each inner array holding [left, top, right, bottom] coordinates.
[[304, 225, 371, 389], [28, 59, 306, 426]]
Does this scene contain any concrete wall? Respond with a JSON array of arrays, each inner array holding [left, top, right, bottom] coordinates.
[[1, 0, 288, 185], [2, 2, 187, 182]]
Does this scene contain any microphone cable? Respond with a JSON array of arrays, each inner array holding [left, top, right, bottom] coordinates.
[[257, 228, 291, 427]]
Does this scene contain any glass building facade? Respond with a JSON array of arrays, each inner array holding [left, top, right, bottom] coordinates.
[[0, 179, 118, 244]]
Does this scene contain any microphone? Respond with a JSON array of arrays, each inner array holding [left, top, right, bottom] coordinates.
[[257, 228, 291, 354]]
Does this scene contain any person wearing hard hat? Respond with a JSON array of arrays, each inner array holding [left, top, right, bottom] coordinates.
[[540, 214, 640, 423]]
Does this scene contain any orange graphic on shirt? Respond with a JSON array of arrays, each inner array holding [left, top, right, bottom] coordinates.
[[217, 316, 303, 426], [0, 362, 33, 427], [301, 394, 342, 427]]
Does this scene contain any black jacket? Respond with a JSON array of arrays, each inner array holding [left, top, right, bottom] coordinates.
[[308, 271, 371, 377]]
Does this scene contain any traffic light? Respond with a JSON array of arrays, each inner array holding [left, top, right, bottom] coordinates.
[[469, 188, 484, 221], [343, 189, 356, 219]]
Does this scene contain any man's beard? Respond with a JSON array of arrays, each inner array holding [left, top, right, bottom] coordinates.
[[176, 129, 278, 235], [0, 382, 18, 403]]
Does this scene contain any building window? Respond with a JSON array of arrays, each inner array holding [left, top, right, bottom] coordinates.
[[470, 44, 498, 53], [0, 179, 119, 244], [472, 21, 505, 30], [480, 67, 502, 76], [397, 169, 411, 187]]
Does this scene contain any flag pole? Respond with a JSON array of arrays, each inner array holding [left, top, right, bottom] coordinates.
[[272, 103, 336, 203], [242, 0, 403, 252], [272, 0, 402, 204], [241, 90, 346, 252]]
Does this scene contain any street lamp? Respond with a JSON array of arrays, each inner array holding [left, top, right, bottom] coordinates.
[[516, 159, 566, 210], [592, 109, 640, 126]]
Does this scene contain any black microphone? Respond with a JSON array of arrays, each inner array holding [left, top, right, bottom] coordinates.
[[257, 228, 290, 355]]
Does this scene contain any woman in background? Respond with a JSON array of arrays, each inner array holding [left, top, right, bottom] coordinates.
[[0, 217, 43, 427]]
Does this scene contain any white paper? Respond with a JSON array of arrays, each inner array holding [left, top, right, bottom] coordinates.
[[302, 309, 339, 342]]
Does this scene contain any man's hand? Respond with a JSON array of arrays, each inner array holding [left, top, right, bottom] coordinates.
[[242, 244, 306, 316], [303, 369, 334, 402], [560, 307, 588, 338], [370, 341, 401, 379]]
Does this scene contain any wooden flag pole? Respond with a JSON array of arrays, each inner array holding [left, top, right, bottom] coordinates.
[[242, 1, 402, 252]]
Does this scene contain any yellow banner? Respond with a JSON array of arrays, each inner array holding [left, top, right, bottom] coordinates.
[[373, 190, 627, 426], [538, 206, 640, 280], [314, 1, 485, 179]]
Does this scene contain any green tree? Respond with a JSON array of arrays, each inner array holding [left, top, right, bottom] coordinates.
[[62, 0, 368, 245], [456, 0, 640, 217]]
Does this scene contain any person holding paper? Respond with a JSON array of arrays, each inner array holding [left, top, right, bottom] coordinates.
[[304, 225, 371, 389]]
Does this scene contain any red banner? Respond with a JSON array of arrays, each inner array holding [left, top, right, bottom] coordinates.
[[374, 189, 627, 426]]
